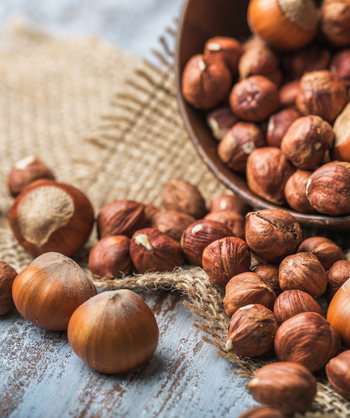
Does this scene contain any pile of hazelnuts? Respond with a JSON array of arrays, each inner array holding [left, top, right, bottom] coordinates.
[[182, 0, 350, 218]]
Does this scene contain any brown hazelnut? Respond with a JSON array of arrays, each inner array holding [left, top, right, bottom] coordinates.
[[246, 148, 295, 205], [7, 156, 55, 198], [218, 122, 266, 172], [274, 312, 340, 372], [88, 236, 133, 279], [204, 36, 243, 76], [181, 220, 232, 267], [320, 0, 350, 48], [297, 236, 344, 271], [245, 209, 303, 263], [0, 261, 18, 315], [281, 115, 334, 170], [284, 169, 316, 213], [279, 80, 300, 108], [225, 304, 278, 357], [247, 362, 317, 415], [325, 260, 350, 303], [204, 210, 245, 240], [252, 263, 281, 296], [230, 75, 281, 122], [97, 200, 145, 239], [238, 406, 286, 418], [306, 161, 350, 216], [151, 210, 195, 242], [130, 228, 184, 273], [202, 237, 251, 287], [331, 103, 350, 163], [267, 108, 301, 148], [326, 350, 350, 400], [206, 106, 238, 140], [210, 194, 252, 216], [162, 179, 207, 220], [144, 203, 161, 227], [273, 289, 323, 325], [182, 54, 232, 110], [223, 272, 276, 317], [331, 49, 350, 86], [296, 70, 348, 123]]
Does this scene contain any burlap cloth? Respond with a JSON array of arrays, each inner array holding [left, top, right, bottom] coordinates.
[[0, 18, 349, 418]]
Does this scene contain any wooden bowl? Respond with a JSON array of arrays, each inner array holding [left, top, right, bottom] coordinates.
[[175, 0, 350, 230]]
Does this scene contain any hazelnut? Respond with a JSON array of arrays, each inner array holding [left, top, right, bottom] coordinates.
[[331, 49, 350, 87], [331, 103, 350, 163], [225, 304, 278, 357], [162, 179, 207, 220], [97, 200, 145, 239], [202, 237, 251, 287], [306, 161, 350, 216], [325, 260, 350, 303], [204, 210, 245, 240], [252, 263, 281, 296], [206, 106, 238, 140], [181, 220, 232, 267], [326, 350, 350, 400], [210, 194, 252, 216], [151, 210, 195, 242], [274, 312, 340, 372], [247, 362, 317, 415], [279, 252, 327, 297], [238, 406, 286, 418], [130, 228, 184, 273], [217, 122, 266, 172], [267, 108, 301, 148], [281, 115, 334, 170], [223, 272, 276, 317], [246, 148, 295, 205], [273, 289, 323, 325], [297, 236, 344, 271], [88, 236, 133, 279], [320, 0, 350, 48], [181, 54, 232, 109], [204, 36, 243, 76], [230, 75, 281, 122], [296, 70, 348, 123], [144, 203, 161, 227], [0, 261, 18, 315], [245, 209, 303, 263], [279, 80, 300, 108], [284, 170, 316, 213], [7, 156, 55, 198]]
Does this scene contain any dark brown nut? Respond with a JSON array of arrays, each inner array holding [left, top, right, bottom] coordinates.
[[247, 362, 317, 415], [162, 179, 207, 220], [130, 228, 184, 273], [296, 70, 348, 123], [306, 161, 350, 216], [8, 156, 55, 198], [224, 272, 276, 317], [210, 194, 252, 216], [245, 209, 303, 263], [267, 108, 301, 148], [326, 350, 350, 400], [206, 106, 238, 140], [297, 236, 344, 271], [202, 237, 251, 288], [218, 122, 266, 172], [279, 80, 300, 108], [238, 406, 286, 418], [225, 304, 278, 357], [0, 261, 18, 315], [252, 263, 281, 296], [204, 36, 243, 76], [281, 115, 334, 170], [182, 54, 232, 110], [151, 210, 195, 242], [331, 49, 350, 86], [325, 260, 350, 303], [181, 220, 232, 267], [205, 210, 245, 240], [320, 0, 350, 48], [331, 103, 350, 163], [273, 289, 323, 325], [88, 236, 133, 279], [230, 75, 281, 122], [279, 252, 327, 297], [97, 200, 145, 239], [144, 203, 161, 227], [246, 148, 296, 205], [284, 170, 316, 213]]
